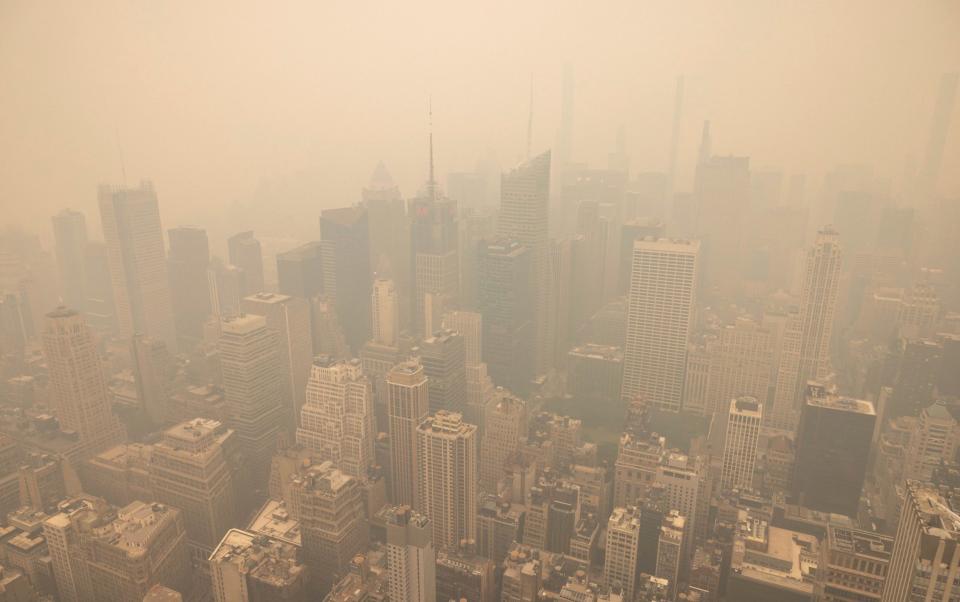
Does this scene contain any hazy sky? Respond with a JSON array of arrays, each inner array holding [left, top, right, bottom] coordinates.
[[2, 1, 958, 244]]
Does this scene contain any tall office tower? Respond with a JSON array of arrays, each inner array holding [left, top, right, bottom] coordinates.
[[477, 239, 534, 393], [655, 453, 701, 560], [41, 308, 124, 462], [310, 295, 350, 359], [209, 529, 308, 602], [241, 292, 313, 429], [296, 356, 375, 478], [477, 495, 523, 563], [620, 239, 700, 411], [371, 278, 400, 347], [218, 314, 281, 492], [409, 189, 460, 338], [693, 154, 750, 291], [480, 390, 527, 490], [498, 151, 552, 376], [98, 182, 177, 350], [419, 329, 467, 414], [44, 496, 189, 602], [149, 419, 239, 556], [363, 163, 412, 328], [441, 310, 492, 425], [207, 260, 245, 319], [415, 410, 478, 549], [226, 231, 264, 295], [605, 506, 642, 601], [131, 334, 172, 425], [822, 525, 892, 602], [167, 225, 211, 344], [276, 241, 325, 299], [617, 218, 664, 294], [771, 227, 842, 429], [321, 207, 372, 352], [891, 338, 944, 417], [792, 383, 875, 516], [387, 361, 429, 506], [884, 480, 960, 602], [386, 506, 436, 602], [290, 461, 367, 593], [656, 511, 685, 599], [707, 317, 776, 415], [83, 241, 116, 331], [907, 401, 960, 482], [435, 545, 495, 602], [51, 209, 88, 312], [720, 397, 762, 492], [613, 431, 666, 508], [523, 474, 581, 554]]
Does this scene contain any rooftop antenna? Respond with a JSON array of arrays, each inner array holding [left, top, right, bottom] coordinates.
[[526, 73, 534, 160], [428, 97, 436, 202]]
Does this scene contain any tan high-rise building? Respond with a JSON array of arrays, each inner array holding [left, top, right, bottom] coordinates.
[[218, 314, 282, 491], [613, 431, 666, 508], [415, 410, 478, 549], [209, 529, 307, 602], [655, 510, 685, 599], [149, 419, 239, 559], [480, 390, 527, 490], [98, 182, 177, 350], [498, 152, 552, 376], [371, 278, 400, 347], [241, 292, 313, 429], [387, 360, 429, 506], [771, 227, 842, 429], [289, 461, 367, 592], [296, 356, 375, 479], [386, 506, 436, 602], [621, 239, 700, 412], [604, 506, 642, 600], [720, 397, 762, 491], [40, 308, 125, 463]]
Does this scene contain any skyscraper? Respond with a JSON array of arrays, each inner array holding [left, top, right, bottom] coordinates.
[[207, 259, 246, 319], [227, 231, 264, 295], [241, 292, 313, 429], [621, 238, 700, 411], [167, 225, 211, 344], [419, 329, 467, 414], [480, 390, 527, 491], [131, 333, 172, 425], [792, 383, 876, 517], [409, 190, 459, 338], [51, 209, 88, 313], [604, 506, 642, 601], [720, 397, 762, 492], [387, 360, 429, 506], [415, 411, 478, 549], [296, 356, 375, 479], [98, 182, 177, 350], [276, 241, 326, 300], [371, 278, 400, 347], [497, 151, 552, 376], [771, 227, 842, 429], [41, 308, 125, 462], [386, 506, 436, 602], [693, 155, 750, 292], [218, 313, 281, 493], [320, 207, 372, 352]]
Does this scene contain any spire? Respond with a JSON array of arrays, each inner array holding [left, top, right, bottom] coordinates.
[[428, 97, 436, 202], [526, 73, 534, 160]]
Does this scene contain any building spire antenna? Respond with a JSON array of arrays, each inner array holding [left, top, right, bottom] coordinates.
[[526, 73, 534, 160], [428, 97, 436, 201]]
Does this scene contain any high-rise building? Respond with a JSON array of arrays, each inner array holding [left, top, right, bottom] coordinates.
[[476, 495, 523, 564], [167, 226, 211, 344], [241, 292, 313, 429], [497, 152, 552, 376], [883, 480, 960, 601], [207, 260, 245, 320], [227, 231, 264, 295], [363, 163, 411, 329], [617, 218, 664, 294], [83, 241, 116, 331], [604, 506, 642, 600], [821, 525, 892, 602], [51, 209, 88, 313], [477, 239, 534, 392], [419, 329, 467, 414], [98, 182, 177, 350], [771, 227, 842, 429], [276, 241, 326, 300], [148, 419, 239, 557], [656, 510, 685, 599], [435, 545, 495, 602], [409, 191, 459, 338], [441, 310, 492, 426], [415, 411, 478, 549], [522, 474, 580, 554], [694, 155, 750, 292], [387, 360, 429, 507], [386, 506, 435, 602], [209, 529, 307, 602], [296, 356, 375, 479], [40, 308, 125, 462], [566, 343, 624, 402], [792, 383, 875, 517], [290, 461, 367, 593], [131, 334, 172, 425], [621, 238, 700, 411], [320, 207, 372, 353], [480, 391, 527, 491], [218, 314, 282, 492], [655, 452, 702, 562], [906, 400, 960, 483], [720, 397, 762, 492], [371, 278, 400, 347], [613, 431, 666, 508]]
